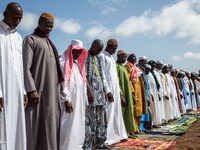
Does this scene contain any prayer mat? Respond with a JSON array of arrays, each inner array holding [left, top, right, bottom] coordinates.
[[136, 134, 180, 142], [112, 139, 176, 150], [148, 115, 197, 135]]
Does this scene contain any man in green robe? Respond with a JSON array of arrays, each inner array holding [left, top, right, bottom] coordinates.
[[116, 50, 135, 135]]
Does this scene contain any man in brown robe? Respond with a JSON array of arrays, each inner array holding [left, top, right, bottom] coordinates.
[[23, 12, 63, 150]]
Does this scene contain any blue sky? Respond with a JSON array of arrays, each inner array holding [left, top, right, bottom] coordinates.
[[1, 0, 200, 72]]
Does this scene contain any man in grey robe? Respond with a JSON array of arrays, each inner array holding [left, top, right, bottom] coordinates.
[[23, 12, 63, 150]]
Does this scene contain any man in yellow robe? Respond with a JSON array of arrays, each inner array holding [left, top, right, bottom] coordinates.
[[125, 53, 146, 133]]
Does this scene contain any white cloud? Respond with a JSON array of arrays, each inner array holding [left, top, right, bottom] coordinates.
[[87, 0, 126, 6], [116, 13, 152, 36], [183, 51, 200, 60], [85, 25, 112, 40], [171, 51, 200, 62], [101, 6, 116, 15], [170, 56, 182, 62], [11, 12, 81, 34], [87, 0, 127, 15], [115, 0, 200, 44], [19, 12, 38, 31], [54, 18, 81, 34]]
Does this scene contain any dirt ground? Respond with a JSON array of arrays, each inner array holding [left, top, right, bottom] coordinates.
[[174, 118, 200, 150]]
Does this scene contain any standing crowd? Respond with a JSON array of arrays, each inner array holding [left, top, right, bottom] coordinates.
[[0, 2, 200, 150]]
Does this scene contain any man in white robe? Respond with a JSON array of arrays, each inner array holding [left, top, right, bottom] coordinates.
[[98, 39, 127, 145], [0, 2, 26, 150], [191, 73, 198, 110], [59, 39, 88, 150], [162, 65, 174, 121], [147, 60, 162, 125], [184, 72, 193, 110], [168, 71, 181, 119], [154, 61, 166, 123]]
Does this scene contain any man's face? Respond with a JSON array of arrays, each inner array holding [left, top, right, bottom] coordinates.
[[39, 19, 54, 36], [129, 55, 137, 64], [118, 53, 127, 64], [162, 66, 169, 73], [4, 5, 23, 29], [106, 45, 118, 55], [139, 59, 147, 67], [91, 43, 103, 55], [156, 64, 163, 70], [72, 49, 82, 60], [146, 68, 151, 74]]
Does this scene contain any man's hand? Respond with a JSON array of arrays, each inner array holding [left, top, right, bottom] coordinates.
[[24, 95, 28, 108], [0, 97, 4, 111], [87, 85, 94, 104], [120, 94, 127, 107], [27, 91, 39, 104], [158, 94, 161, 101], [164, 95, 169, 100], [151, 94, 154, 102], [106, 92, 114, 103], [64, 101, 73, 113], [148, 100, 150, 106]]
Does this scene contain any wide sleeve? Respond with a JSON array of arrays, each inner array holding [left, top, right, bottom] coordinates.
[[116, 63, 123, 96], [98, 56, 110, 94], [59, 55, 73, 102], [0, 36, 3, 97], [125, 64, 135, 94], [23, 36, 37, 93]]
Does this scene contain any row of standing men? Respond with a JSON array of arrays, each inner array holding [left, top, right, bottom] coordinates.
[[1, 2, 200, 150]]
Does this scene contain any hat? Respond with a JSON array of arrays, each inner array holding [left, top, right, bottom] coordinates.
[[148, 60, 156, 66], [71, 39, 83, 47], [162, 64, 168, 68], [145, 64, 151, 69], [39, 12, 54, 22], [156, 60, 163, 65], [139, 56, 147, 61], [117, 49, 126, 55], [107, 39, 118, 46]]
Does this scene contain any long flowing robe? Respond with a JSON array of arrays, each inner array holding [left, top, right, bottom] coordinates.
[[23, 34, 61, 150], [191, 79, 198, 110], [161, 73, 173, 121], [0, 21, 26, 150], [154, 69, 166, 123], [146, 72, 161, 125], [116, 63, 135, 133], [168, 74, 181, 119], [125, 63, 146, 132], [59, 55, 87, 150], [173, 77, 183, 113], [195, 80, 200, 107], [177, 78, 187, 113], [183, 76, 192, 110], [99, 51, 127, 145]]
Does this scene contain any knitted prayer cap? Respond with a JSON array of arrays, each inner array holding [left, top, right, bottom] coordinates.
[[117, 49, 126, 56], [107, 39, 118, 46], [39, 12, 54, 22], [148, 60, 156, 66]]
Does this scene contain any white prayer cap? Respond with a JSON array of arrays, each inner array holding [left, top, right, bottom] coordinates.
[[71, 39, 83, 48], [145, 64, 151, 69], [139, 56, 147, 61], [163, 63, 168, 67], [180, 71, 185, 75], [156, 60, 163, 65]]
